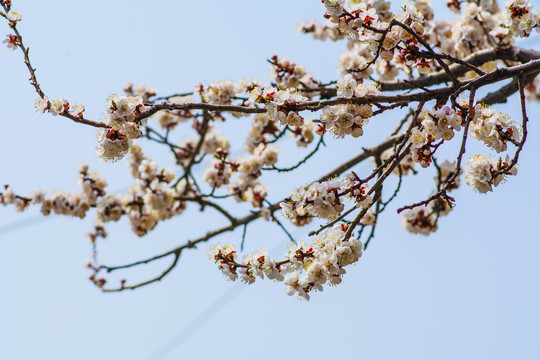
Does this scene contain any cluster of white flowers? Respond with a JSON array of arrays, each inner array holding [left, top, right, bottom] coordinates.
[[249, 86, 308, 127], [281, 172, 371, 223], [323, 0, 434, 76], [208, 243, 241, 281], [308, 0, 540, 83], [464, 154, 517, 193], [34, 96, 85, 118], [4, 0, 538, 297], [243, 113, 279, 153], [391, 3, 433, 72], [320, 103, 372, 138], [244, 113, 315, 153], [470, 105, 520, 153], [450, 2, 492, 57], [304, 1, 392, 42], [102, 144, 189, 236], [324, 0, 385, 39], [202, 128, 230, 155], [268, 55, 318, 90], [0, 164, 107, 218], [42, 165, 106, 218], [104, 94, 145, 137], [400, 203, 438, 235], [195, 78, 261, 105], [409, 105, 465, 168], [283, 225, 363, 300], [210, 223, 362, 300], [174, 127, 230, 170], [336, 74, 381, 99], [0, 185, 29, 211], [0, 144, 188, 237], [96, 129, 131, 163], [401, 160, 459, 235], [94, 94, 148, 162], [203, 157, 233, 189], [502, 0, 540, 37], [227, 144, 278, 208], [200, 136, 277, 209], [338, 42, 376, 79], [289, 119, 316, 147], [123, 82, 157, 103]]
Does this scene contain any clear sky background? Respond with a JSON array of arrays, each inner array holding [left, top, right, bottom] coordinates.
[[1, 1, 539, 359]]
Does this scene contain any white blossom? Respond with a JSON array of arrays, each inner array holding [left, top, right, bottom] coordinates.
[[464, 154, 517, 193], [7, 10, 22, 22]]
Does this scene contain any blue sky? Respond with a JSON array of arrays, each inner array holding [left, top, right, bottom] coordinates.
[[1, 1, 539, 359]]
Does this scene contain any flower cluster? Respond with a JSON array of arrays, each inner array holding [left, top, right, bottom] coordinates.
[[409, 105, 465, 168], [123, 82, 157, 103], [289, 119, 316, 147], [174, 127, 230, 170], [470, 105, 520, 153], [338, 42, 376, 79], [320, 103, 372, 138], [502, 0, 540, 37], [400, 204, 438, 235], [210, 223, 363, 300], [244, 111, 314, 154], [0, 185, 29, 211], [249, 86, 308, 127], [95, 94, 147, 162], [208, 244, 240, 281], [320, 78, 380, 139], [336, 74, 381, 99], [464, 154, 517, 193], [200, 135, 277, 209], [0, 164, 107, 218], [34, 96, 85, 118], [449, 2, 493, 57], [284, 225, 363, 300], [243, 113, 280, 153], [104, 94, 145, 137], [100, 144, 191, 236], [2, 0, 537, 297], [227, 144, 278, 208], [96, 129, 130, 163], [401, 160, 459, 235], [281, 172, 371, 223], [268, 55, 318, 90], [195, 78, 261, 106]]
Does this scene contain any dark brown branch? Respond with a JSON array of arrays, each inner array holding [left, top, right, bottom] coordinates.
[[100, 249, 182, 292], [95, 124, 415, 290], [494, 76, 529, 177], [132, 55, 540, 125], [6, 16, 108, 128], [263, 135, 325, 172]]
